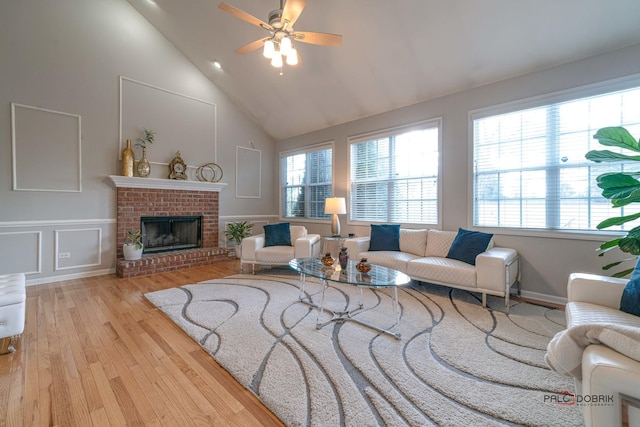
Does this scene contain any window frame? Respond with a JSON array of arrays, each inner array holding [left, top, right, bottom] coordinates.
[[279, 141, 335, 222], [468, 73, 640, 240], [347, 118, 443, 228]]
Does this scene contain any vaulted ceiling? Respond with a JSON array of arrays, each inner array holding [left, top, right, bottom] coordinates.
[[127, 0, 640, 140]]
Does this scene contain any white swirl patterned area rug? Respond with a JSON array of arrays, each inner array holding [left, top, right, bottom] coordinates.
[[145, 272, 583, 426]]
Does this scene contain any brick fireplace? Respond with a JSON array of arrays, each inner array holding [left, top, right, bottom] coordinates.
[[109, 176, 229, 278]]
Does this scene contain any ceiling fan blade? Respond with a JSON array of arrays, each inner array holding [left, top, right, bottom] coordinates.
[[281, 0, 307, 28], [294, 31, 342, 46], [235, 37, 269, 55], [218, 3, 272, 31]]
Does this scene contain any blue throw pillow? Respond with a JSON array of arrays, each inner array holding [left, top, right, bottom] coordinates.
[[620, 257, 640, 316], [446, 228, 493, 265], [264, 222, 291, 247], [369, 224, 400, 251]]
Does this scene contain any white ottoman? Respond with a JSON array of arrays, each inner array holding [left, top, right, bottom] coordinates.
[[0, 273, 26, 354]]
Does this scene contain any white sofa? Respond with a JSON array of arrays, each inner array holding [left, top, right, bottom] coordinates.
[[562, 273, 640, 427], [343, 229, 519, 309], [241, 225, 321, 273]]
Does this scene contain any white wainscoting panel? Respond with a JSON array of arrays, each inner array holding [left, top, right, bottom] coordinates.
[[0, 231, 42, 274], [54, 228, 102, 271]]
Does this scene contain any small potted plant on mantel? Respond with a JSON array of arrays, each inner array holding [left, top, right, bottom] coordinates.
[[123, 229, 144, 261], [224, 221, 253, 258]]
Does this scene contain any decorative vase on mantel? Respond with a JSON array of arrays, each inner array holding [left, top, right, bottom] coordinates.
[[137, 147, 151, 178], [121, 139, 135, 177]]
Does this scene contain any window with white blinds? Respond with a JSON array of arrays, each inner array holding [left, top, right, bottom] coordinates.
[[281, 144, 333, 219], [349, 120, 441, 225], [472, 85, 640, 231]]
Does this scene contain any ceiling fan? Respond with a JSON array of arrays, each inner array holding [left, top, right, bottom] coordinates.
[[218, 0, 342, 70]]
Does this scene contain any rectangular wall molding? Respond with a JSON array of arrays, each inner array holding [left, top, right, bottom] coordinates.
[[54, 228, 102, 271], [11, 103, 82, 192], [119, 76, 217, 173], [0, 231, 42, 274]]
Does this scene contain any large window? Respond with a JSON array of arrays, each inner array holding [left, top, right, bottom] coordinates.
[[349, 120, 441, 224], [281, 144, 333, 219], [473, 84, 640, 232]]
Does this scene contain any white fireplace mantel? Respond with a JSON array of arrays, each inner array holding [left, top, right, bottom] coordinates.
[[108, 175, 227, 192]]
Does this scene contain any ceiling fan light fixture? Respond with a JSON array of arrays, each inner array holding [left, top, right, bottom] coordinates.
[[271, 51, 283, 68], [263, 39, 275, 58], [219, 1, 343, 72]]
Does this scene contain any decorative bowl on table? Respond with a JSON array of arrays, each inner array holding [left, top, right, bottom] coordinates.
[[321, 253, 335, 266], [356, 258, 372, 273]]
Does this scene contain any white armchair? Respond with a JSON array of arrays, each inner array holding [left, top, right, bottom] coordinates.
[[240, 225, 321, 273], [563, 273, 640, 427]]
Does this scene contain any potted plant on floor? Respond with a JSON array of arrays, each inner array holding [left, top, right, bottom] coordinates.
[[224, 221, 253, 258], [123, 229, 144, 261]]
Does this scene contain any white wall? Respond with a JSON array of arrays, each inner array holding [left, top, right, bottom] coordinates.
[[276, 43, 640, 303], [0, 0, 275, 283]]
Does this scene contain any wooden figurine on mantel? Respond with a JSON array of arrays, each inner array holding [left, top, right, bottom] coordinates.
[[168, 151, 187, 180]]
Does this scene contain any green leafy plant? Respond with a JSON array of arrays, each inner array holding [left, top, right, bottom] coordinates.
[[126, 229, 143, 250], [585, 126, 640, 277], [224, 221, 253, 245], [136, 128, 155, 148]]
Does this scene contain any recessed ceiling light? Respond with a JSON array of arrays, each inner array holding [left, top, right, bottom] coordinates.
[[212, 61, 222, 70]]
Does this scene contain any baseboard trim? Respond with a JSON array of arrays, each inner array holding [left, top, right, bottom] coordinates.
[[519, 290, 567, 307], [26, 268, 116, 286]]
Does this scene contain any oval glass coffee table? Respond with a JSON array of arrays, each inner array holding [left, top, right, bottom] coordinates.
[[289, 258, 411, 339]]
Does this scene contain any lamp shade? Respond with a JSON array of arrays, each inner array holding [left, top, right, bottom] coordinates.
[[286, 47, 298, 65], [324, 197, 346, 214], [271, 51, 283, 68], [263, 39, 275, 58], [280, 36, 292, 56]]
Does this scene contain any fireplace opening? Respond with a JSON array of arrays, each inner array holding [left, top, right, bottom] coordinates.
[[141, 216, 202, 254]]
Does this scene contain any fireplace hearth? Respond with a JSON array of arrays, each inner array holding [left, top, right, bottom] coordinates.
[[109, 176, 229, 278]]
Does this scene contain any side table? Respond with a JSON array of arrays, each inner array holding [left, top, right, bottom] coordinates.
[[321, 235, 345, 258]]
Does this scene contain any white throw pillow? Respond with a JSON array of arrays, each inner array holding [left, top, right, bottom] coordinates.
[[425, 229, 457, 257], [289, 226, 307, 245], [399, 229, 428, 256]]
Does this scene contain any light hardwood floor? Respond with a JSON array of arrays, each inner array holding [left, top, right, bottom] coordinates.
[[0, 260, 284, 426]]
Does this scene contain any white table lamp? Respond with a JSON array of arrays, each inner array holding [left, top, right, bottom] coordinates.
[[325, 197, 346, 236]]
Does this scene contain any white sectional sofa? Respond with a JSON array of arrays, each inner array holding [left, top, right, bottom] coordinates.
[[343, 229, 519, 309], [545, 273, 640, 427]]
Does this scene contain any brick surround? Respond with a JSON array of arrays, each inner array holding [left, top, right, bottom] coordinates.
[[110, 177, 228, 277]]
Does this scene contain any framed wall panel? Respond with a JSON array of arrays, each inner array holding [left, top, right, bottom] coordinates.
[[0, 231, 42, 274], [11, 103, 81, 192], [236, 146, 261, 198], [54, 228, 102, 271], [119, 76, 217, 172]]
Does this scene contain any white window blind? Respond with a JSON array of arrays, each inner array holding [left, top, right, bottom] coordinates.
[[350, 120, 440, 224], [281, 145, 333, 219], [473, 85, 640, 231]]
